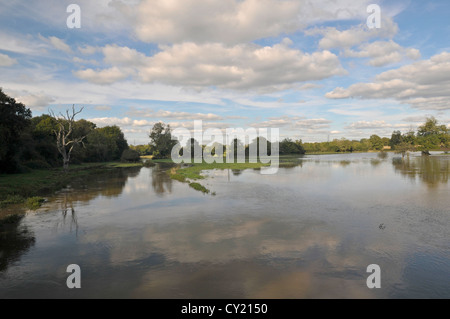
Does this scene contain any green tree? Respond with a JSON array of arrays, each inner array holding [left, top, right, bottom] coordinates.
[[279, 138, 305, 154], [149, 122, 176, 159], [121, 149, 140, 162], [390, 131, 403, 150], [97, 125, 128, 160], [369, 135, 383, 151], [84, 125, 128, 162], [417, 117, 448, 155], [0, 88, 32, 173]]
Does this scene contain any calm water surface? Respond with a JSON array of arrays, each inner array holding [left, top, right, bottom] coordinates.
[[1, 152, 449, 298]]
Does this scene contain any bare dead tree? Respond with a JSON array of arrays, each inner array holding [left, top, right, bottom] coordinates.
[[49, 105, 86, 171]]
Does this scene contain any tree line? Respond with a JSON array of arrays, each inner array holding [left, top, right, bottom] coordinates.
[[0, 88, 136, 174], [143, 120, 449, 160], [1, 88, 448, 173]]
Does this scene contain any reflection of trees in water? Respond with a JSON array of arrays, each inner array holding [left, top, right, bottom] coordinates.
[[370, 159, 381, 167], [377, 151, 389, 159], [0, 215, 35, 272], [151, 164, 173, 195], [279, 159, 304, 169], [231, 169, 243, 176], [339, 160, 352, 167], [392, 156, 449, 187], [57, 167, 142, 204], [54, 192, 78, 236]]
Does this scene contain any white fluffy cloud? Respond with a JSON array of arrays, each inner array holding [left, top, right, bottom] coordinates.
[[88, 117, 153, 127], [249, 116, 332, 131], [250, 116, 297, 128], [153, 110, 223, 121], [0, 53, 17, 66], [344, 40, 421, 67], [127, 108, 224, 121], [345, 120, 408, 130], [326, 52, 450, 110], [75, 40, 346, 91], [39, 35, 72, 53], [295, 118, 332, 129], [133, 0, 373, 44], [13, 91, 55, 109], [74, 67, 129, 84], [307, 18, 399, 50]]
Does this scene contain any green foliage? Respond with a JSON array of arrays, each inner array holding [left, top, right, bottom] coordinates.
[[0, 88, 32, 173], [279, 138, 305, 155], [303, 138, 369, 153], [149, 122, 177, 159], [189, 182, 210, 194], [120, 149, 140, 162], [0, 195, 25, 208], [416, 117, 449, 152], [23, 160, 52, 170], [369, 135, 384, 150], [246, 137, 272, 157], [25, 196, 45, 210], [130, 144, 152, 155], [390, 131, 403, 149], [84, 125, 129, 162]]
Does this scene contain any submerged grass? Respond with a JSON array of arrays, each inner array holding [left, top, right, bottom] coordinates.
[[189, 182, 210, 194], [25, 197, 45, 210], [0, 162, 143, 211], [154, 158, 272, 195]]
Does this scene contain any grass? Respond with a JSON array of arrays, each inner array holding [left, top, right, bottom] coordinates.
[[0, 161, 143, 211], [189, 182, 210, 194], [25, 197, 45, 210], [107, 162, 143, 168], [151, 158, 272, 195], [171, 161, 268, 181]]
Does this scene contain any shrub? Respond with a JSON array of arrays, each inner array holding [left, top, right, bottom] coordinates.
[[189, 182, 210, 194], [121, 149, 140, 163], [25, 196, 45, 210], [23, 160, 51, 170]]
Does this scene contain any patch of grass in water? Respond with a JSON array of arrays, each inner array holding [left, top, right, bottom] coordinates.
[[25, 197, 45, 210], [189, 182, 210, 194]]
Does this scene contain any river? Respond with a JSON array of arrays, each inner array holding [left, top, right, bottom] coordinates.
[[0, 152, 449, 298]]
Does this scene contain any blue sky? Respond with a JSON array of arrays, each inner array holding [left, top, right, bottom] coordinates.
[[0, 0, 449, 144]]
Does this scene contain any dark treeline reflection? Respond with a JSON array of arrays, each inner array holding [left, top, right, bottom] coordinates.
[[392, 156, 450, 187], [43, 167, 142, 209], [151, 163, 174, 195], [53, 192, 78, 235], [0, 215, 35, 272]]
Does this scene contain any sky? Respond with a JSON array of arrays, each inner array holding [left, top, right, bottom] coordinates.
[[0, 0, 449, 144]]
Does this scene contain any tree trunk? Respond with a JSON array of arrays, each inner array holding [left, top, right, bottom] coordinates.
[[62, 152, 69, 171]]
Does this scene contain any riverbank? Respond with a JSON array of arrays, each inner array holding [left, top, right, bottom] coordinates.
[[0, 162, 144, 217]]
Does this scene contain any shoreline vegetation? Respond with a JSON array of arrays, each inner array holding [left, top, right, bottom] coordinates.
[[0, 162, 144, 220], [1, 151, 449, 222], [1, 86, 448, 220]]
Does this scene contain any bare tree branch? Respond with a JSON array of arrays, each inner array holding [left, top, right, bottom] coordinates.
[[49, 105, 85, 171]]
